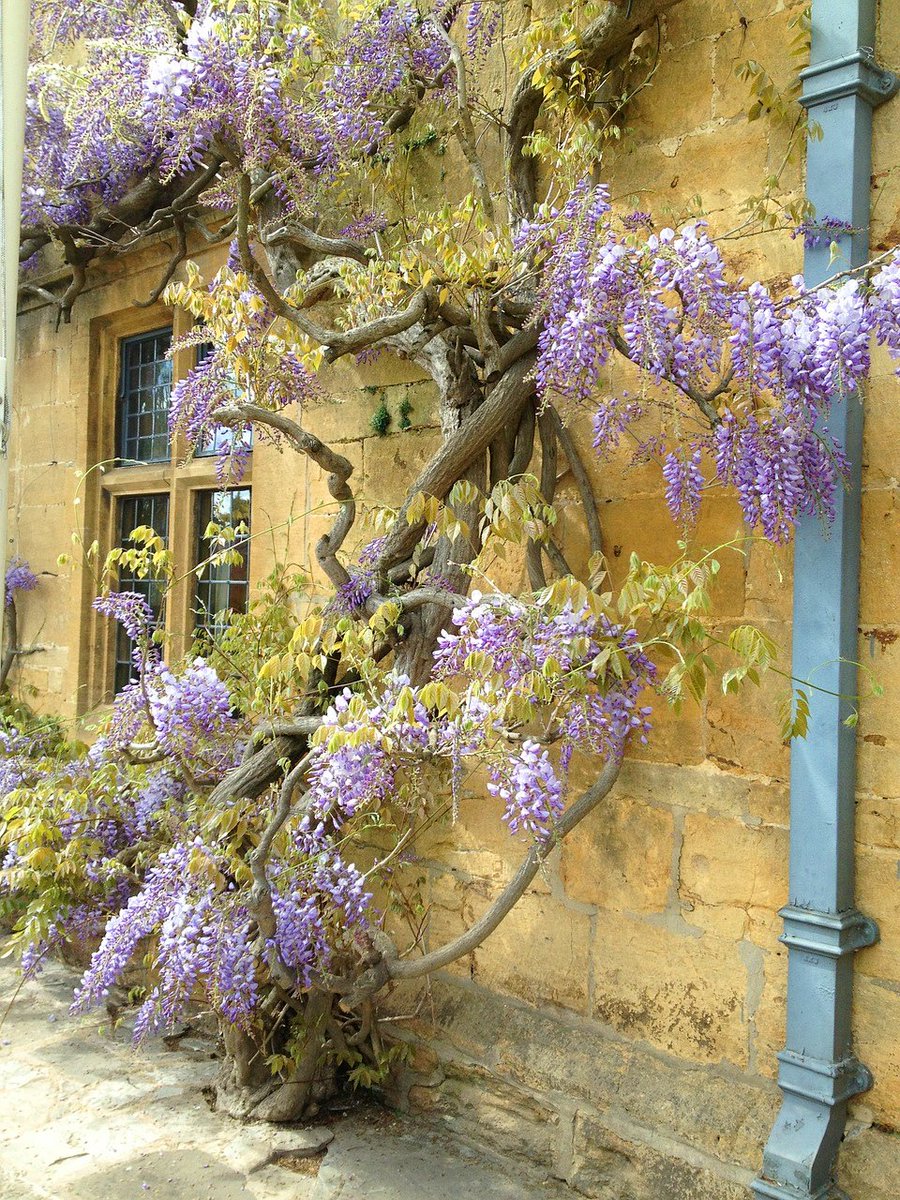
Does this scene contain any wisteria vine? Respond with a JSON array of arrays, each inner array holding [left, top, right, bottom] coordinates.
[[7, 0, 900, 1126]]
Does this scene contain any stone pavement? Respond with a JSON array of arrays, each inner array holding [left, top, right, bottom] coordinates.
[[0, 958, 574, 1200]]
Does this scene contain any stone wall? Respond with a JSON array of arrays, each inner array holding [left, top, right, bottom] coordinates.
[[8, 2, 900, 1197]]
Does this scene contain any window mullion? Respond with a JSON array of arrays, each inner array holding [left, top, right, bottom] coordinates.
[[166, 475, 196, 665]]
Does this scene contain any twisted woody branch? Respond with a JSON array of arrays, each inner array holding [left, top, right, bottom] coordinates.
[[19, 0, 708, 1123]]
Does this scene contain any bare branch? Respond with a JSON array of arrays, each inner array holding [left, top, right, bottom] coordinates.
[[610, 328, 733, 425], [394, 754, 622, 977], [0, 600, 19, 691], [134, 216, 188, 308], [213, 401, 356, 588], [548, 406, 604, 558], [503, 0, 682, 219], [429, 21, 495, 222], [486, 324, 540, 381], [395, 586, 469, 612], [235, 173, 334, 344], [323, 290, 430, 364], [508, 400, 536, 480], [212, 403, 352, 481], [249, 753, 314, 992], [333, 754, 623, 1003], [375, 353, 537, 574], [543, 537, 574, 578], [18, 283, 61, 309], [236, 172, 428, 364], [264, 222, 370, 266], [527, 408, 559, 589]]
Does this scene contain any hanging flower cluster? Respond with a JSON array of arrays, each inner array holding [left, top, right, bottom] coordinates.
[[528, 185, 900, 540], [5, 557, 38, 607], [301, 589, 655, 842], [23, 0, 456, 236], [70, 840, 259, 1038]]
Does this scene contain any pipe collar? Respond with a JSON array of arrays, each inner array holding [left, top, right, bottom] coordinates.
[[800, 51, 899, 108]]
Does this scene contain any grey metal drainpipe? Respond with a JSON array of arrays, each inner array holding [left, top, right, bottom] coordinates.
[[752, 4, 897, 1200]]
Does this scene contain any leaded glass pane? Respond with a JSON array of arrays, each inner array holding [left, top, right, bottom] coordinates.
[[193, 488, 251, 639], [114, 493, 170, 695], [117, 328, 172, 464]]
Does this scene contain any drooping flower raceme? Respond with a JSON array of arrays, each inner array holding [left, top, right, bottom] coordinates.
[[93, 591, 155, 642], [488, 740, 565, 838], [5, 557, 38, 607], [531, 187, 900, 541], [147, 659, 239, 772], [302, 590, 656, 844], [71, 839, 259, 1039], [270, 825, 372, 987]]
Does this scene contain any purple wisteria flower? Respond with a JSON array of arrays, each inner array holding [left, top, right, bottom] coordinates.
[[5, 557, 38, 607], [531, 191, 900, 543], [147, 659, 239, 771], [93, 591, 155, 641], [72, 839, 259, 1039], [791, 216, 853, 249], [435, 591, 656, 788], [270, 827, 372, 987], [663, 447, 704, 527], [488, 740, 564, 839]]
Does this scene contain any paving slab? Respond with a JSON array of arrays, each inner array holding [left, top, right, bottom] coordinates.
[[0, 957, 576, 1200], [311, 1122, 573, 1199]]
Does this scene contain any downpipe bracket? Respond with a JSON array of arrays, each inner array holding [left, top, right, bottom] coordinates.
[[776, 1050, 875, 1108], [800, 51, 899, 109], [779, 906, 880, 959]]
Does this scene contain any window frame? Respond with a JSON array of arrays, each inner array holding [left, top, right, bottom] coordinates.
[[116, 325, 173, 466], [112, 491, 171, 695], [83, 304, 254, 707], [192, 486, 252, 642]]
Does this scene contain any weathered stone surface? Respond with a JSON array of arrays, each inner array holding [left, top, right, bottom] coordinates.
[[856, 793, 900, 852], [705, 655, 790, 781], [854, 976, 900, 1128], [427, 1063, 562, 1166], [838, 1124, 900, 1200], [615, 759, 753, 821], [598, 492, 748, 619], [856, 635, 900, 798], [569, 1113, 753, 1200], [678, 812, 788, 938], [859, 488, 899, 625], [856, 847, 900, 983], [361, 428, 445, 508], [751, 942, 787, 1083], [311, 1116, 574, 1200], [591, 913, 749, 1067], [473, 891, 592, 1014], [615, 1049, 778, 1169], [561, 792, 673, 915]]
